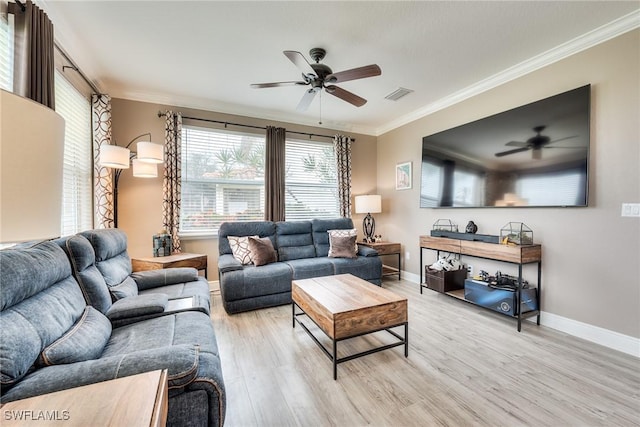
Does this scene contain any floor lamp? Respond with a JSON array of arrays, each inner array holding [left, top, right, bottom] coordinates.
[[99, 133, 164, 228], [354, 194, 382, 243]]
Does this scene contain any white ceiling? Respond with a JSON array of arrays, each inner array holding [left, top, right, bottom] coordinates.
[[42, 1, 639, 136]]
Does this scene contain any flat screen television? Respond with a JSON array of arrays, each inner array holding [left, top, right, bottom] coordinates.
[[420, 85, 590, 208]]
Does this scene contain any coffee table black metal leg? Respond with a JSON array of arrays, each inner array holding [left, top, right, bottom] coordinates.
[[404, 323, 409, 357], [333, 339, 338, 380], [292, 303, 295, 328]]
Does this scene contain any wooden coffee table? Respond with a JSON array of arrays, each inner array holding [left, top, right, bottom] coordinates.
[[292, 274, 408, 380]]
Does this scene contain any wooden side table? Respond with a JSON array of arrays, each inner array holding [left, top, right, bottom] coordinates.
[[0, 370, 168, 426], [359, 241, 402, 280], [132, 253, 208, 279]]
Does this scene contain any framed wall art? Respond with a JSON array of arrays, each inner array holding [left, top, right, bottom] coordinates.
[[396, 161, 412, 190]]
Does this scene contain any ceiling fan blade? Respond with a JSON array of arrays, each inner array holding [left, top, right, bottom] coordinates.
[[250, 81, 308, 89], [505, 141, 527, 147], [548, 135, 579, 145], [283, 51, 316, 78], [495, 147, 530, 157], [296, 88, 317, 112], [326, 64, 381, 84], [325, 85, 367, 107]]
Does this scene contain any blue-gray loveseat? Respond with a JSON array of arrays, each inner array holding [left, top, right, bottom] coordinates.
[[0, 233, 225, 427], [218, 218, 382, 314]]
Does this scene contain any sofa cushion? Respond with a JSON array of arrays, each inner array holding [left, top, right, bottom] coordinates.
[[109, 276, 138, 300], [312, 218, 356, 257], [328, 234, 358, 259], [38, 306, 111, 366], [283, 258, 334, 280], [219, 262, 292, 301], [131, 267, 199, 291], [0, 241, 86, 388], [228, 235, 256, 265], [276, 221, 316, 261], [328, 229, 358, 256], [248, 236, 277, 266], [61, 235, 113, 314]]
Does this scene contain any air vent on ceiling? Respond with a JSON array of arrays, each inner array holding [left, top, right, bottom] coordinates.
[[384, 87, 413, 101]]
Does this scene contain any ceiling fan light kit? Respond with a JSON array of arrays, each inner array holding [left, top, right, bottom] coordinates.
[[251, 47, 382, 112]]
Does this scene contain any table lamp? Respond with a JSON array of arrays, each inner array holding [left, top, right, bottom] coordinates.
[[354, 194, 382, 243]]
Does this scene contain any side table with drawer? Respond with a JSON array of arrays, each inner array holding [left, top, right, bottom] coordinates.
[[358, 241, 402, 280], [132, 253, 208, 279]]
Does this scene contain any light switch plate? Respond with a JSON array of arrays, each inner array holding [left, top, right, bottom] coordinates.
[[621, 203, 640, 217]]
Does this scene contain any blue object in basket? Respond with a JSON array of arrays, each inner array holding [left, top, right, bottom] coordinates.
[[464, 279, 537, 316]]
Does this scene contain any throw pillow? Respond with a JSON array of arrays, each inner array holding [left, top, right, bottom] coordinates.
[[228, 235, 258, 265], [37, 306, 112, 366], [248, 236, 278, 266], [327, 228, 358, 256], [328, 234, 358, 259]]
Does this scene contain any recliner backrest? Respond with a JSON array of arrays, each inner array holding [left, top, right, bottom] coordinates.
[[218, 221, 276, 255], [276, 221, 316, 261], [0, 241, 87, 390], [58, 234, 114, 314]]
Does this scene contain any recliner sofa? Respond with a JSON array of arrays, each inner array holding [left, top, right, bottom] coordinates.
[[218, 218, 382, 314], [0, 235, 225, 427]]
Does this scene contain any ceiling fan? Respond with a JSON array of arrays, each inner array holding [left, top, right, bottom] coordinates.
[[495, 126, 579, 159], [250, 48, 381, 112]]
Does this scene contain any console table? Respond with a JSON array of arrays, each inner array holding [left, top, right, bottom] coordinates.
[[419, 235, 541, 331]]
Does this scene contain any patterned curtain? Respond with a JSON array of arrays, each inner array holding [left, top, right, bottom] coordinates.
[[162, 111, 182, 253], [265, 126, 286, 221], [92, 94, 114, 228], [333, 135, 352, 218]]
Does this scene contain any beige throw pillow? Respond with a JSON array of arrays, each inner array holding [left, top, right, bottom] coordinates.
[[327, 228, 358, 256], [248, 236, 277, 266], [228, 235, 258, 265], [328, 234, 358, 259]]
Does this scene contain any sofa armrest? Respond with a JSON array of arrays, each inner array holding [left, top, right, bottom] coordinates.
[[1, 344, 201, 403], [218, 254, 244, 273], [131, 267, 199, 290], [106, 294, 169, 321], [357, 245, 379, 257]]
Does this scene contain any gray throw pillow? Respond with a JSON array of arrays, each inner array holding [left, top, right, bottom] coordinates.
[[328, 234, 358, 259], [248, 236, 277, 266], [37, 306, 112, 366]]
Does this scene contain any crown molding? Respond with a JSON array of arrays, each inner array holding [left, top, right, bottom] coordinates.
[[375, 9, 640, 136]]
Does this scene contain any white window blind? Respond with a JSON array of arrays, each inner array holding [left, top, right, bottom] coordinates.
[[55, 70, 92, 236], [516, 171, 583, 206], [285, 139, 339, 221], [180, 126, 265, 234], [0, 12, 13, 91]]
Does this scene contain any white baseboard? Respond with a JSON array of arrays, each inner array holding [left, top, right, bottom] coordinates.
[[399, 270, 640, 358]]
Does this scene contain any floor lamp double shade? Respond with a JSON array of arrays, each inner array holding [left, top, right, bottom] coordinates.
[[99, 133, 164, 227], [355, 195, 382, 243]]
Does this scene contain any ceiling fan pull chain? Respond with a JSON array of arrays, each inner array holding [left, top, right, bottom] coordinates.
[[319, 90, 323, 125]]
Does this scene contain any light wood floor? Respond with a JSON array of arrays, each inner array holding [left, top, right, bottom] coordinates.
[[210, 278, 640, 427]]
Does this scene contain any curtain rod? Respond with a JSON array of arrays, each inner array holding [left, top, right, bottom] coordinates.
[[54, 43, 101, 95], [157, 112, 354, 142]]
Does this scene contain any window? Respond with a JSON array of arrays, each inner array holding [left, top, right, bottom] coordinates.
[[285, 139, 339, 220], [516, 170, 585, 206], [0, 10, 13, 91], [55, 70, 93, 236], [180, 126, 265, 234]]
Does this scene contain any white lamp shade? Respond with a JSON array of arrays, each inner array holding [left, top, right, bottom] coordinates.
[[100, 144, 130, 169], [1, 90, 65, 243], [136, 141, 164, 164], [355, 194, 382, 214], [132, 159, 158, 178]]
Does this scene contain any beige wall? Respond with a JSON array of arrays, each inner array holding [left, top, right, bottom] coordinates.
[[111, 99, 377, 280], [377, 30, 640, 338]]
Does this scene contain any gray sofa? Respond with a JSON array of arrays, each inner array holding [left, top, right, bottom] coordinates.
[[0, 236, 225, 427], [218, 218, 382, 314]]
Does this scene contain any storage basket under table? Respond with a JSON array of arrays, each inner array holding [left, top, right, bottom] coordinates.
[[425, 267, 467, 292]]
